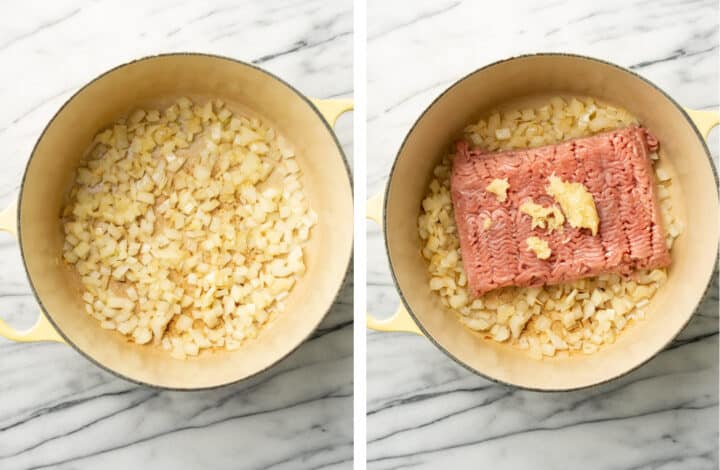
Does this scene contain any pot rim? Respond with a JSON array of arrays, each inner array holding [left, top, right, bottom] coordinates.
[[382, 51, 719, 392], [17, 52, 353, 391]]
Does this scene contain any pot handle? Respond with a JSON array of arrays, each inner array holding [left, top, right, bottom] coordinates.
[[0, 198, 64, 343], [685, 108, 720, 139], [310, 98, 354, 127], [366, 191, 423, 335]]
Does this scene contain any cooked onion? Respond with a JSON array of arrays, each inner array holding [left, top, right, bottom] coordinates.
[[63, 98, 316, 359]]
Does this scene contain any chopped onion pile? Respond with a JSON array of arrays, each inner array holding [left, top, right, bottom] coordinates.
[[63, 98, 316, 359], [418, 96, 682, 358]]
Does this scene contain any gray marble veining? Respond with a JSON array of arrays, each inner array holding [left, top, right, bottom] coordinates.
[[0, 1, 352, 469], [367, 0, 718, 468]]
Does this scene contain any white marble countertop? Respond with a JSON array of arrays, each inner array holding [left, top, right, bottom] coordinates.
[[367, 0, 718, 468], [0, 1, 352, 469]]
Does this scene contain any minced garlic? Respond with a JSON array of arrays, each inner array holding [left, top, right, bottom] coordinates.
[[486, 178, 509, 202], [526, 236, 551, 259], [546, 175, 599, 235], [519, 199, 565, 232]]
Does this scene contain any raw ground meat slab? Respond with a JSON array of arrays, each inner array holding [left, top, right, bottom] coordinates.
[[450, 126, 671, 297]]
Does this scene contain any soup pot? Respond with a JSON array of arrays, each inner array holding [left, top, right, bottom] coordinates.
[[367, 53, 718, 391], [0, 53, 353, 390]]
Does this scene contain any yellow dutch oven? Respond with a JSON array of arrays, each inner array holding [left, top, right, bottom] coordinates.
[[0, 53, 353, 390], [367, 53, 719, 391]]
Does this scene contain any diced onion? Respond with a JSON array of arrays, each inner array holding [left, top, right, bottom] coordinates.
[[62, 98, 316, 358]]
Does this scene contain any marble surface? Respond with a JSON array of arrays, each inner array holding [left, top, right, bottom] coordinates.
[[0, 1, 353, 469], [367, 0, 719, 468]]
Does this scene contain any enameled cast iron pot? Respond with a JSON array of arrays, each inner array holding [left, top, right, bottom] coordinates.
[[367, 53, 719, 391], [0, 53, 353, 390]]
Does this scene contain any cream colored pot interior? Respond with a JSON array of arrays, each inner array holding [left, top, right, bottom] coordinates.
[[386, 54, 718, 390], [20, 55, 353, 389]]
